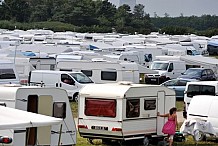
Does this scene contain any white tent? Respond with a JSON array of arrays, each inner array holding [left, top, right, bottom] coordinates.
[[0, 106, 62, 130]]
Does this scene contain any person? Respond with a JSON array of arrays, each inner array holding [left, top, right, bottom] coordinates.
[[157, 107, 178, 146]]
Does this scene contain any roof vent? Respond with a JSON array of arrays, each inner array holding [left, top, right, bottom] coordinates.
[[118, 81, 133, 85], [91, 58, 107, 62], [2, 84, 22, 87]]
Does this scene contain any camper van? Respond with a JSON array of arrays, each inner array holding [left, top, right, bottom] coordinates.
[[145, 60, 186, 84], [28, 70, 94, 101], [183, 81, 218, 118], [56, 60, 155, 84], [0, 60, 20, 84], [78, 82, 176, 145], [0, 86, 76, 146]]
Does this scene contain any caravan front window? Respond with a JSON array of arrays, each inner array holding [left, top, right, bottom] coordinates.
[[126, 99, 140, 118], [81, 70, 92, 77], [0, 69, 16, 79], [144, 99, 156, 110], [187, 85, 215, 98], [85, 98, 116, 118], [53, 102, 66, 119]]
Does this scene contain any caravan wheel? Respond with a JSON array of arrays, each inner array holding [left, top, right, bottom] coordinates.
[[193, 131, 206, 142], [73, 92, 79, 102], [143, 137, 150, 146]]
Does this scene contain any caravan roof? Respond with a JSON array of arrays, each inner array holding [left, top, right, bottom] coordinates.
[[79, 82, 175, 99], [181, 55, 218, 66]]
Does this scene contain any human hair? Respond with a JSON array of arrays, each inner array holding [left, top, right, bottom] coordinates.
[[169, 107, 177, 115]]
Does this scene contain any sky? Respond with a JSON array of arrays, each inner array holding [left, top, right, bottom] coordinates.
[[137, 0, 218, 17]]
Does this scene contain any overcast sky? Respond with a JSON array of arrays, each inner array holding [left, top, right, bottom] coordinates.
[[137, 0, 218, 17]]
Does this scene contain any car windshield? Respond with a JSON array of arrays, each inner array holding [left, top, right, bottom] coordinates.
[[151, 62, 169, 70], [182, 69, 201, 77], [70, 73, 93, 84], [192, 50, 200, 55]]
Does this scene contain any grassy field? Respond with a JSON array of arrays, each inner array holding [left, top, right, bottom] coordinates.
[[70, 101, 217, 146]]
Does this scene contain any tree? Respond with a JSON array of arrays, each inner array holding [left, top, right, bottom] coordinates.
[[0, 0, 31, 22], [164, 13, 170, 18], [133, 4, 144, 19]]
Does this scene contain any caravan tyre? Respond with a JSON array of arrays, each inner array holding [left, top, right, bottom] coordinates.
[[73, 93, 79, 102], [88, 138, 94, 145], [143, 137, 150, 146], [157, 140, 167, 146], [193, 131, 206, 142]]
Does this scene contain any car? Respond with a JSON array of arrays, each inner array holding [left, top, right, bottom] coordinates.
[[160, 78, 197, 100], [178, 68, 217, 81]]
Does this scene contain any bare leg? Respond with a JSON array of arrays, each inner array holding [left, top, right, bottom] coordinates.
[[169, 139, 173, 146]]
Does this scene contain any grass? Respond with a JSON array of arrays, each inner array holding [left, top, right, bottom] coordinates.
[[70, 101, 78, 118], [176, 101, 184, 111]]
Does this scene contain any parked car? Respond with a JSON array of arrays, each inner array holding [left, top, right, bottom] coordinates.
[[178, 68, 216, 81], [161, 78, 197, 100]]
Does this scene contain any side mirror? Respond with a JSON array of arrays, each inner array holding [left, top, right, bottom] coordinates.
[[70, 80, 75, 85], [202, 74, 207, 77], [168, 68, 173, 72]]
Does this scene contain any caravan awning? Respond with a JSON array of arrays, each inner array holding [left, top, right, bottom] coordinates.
[[0, 106, 62, 130]]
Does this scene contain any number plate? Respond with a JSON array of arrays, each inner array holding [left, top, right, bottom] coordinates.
[[91, 126, 108, 130], [151, 79, 157, 81]]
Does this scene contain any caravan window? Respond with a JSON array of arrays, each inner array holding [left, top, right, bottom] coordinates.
[[126, 99, 140, 118], [53, 102, 66, 119], [85, 98, 116, 118], [101, 71, 117, 81], [0, 69, 16, 79], [81, 70, 92, 77], [144, 99, 156, 110], [187, 85, 215, 98]]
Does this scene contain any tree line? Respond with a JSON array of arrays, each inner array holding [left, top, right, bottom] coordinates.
[[0, 0, 218, 36]]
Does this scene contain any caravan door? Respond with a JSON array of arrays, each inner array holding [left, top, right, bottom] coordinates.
[[157, 91, 166, 135], [26, 95, 53, 145]]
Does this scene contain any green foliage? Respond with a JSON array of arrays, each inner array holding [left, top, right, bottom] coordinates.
[[0, 0, 152, 34], [151, 15, 218, 36]]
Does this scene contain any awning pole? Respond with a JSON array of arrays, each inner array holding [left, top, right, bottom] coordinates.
[[58, 124, 63, 146]]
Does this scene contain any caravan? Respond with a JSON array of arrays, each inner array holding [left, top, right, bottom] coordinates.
[[0, 85, 76, 146], [78, 82, 176, 145], [57, 60, 156, 84]]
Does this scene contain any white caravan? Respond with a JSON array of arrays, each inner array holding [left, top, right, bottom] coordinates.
[[78, 82, 175, 145], [183, 81, 218, 118], [0, 86, 76, 146], [145, 60, 186, 84], [29, 70, 94, 101], [57, 60, 156, 84], [0, 60, 20, 84]]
